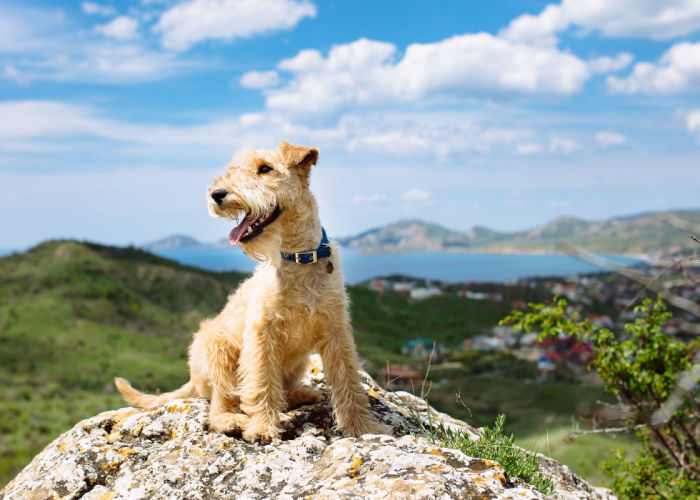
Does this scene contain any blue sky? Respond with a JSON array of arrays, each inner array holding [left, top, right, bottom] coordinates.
[[1, 0, 700, 249]]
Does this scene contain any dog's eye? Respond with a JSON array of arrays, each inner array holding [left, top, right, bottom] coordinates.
[[258, 164, 273, 175]]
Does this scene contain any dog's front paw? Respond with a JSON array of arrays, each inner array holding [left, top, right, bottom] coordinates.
[[242, 422, 280, 444], [209, 412, 249, 434]]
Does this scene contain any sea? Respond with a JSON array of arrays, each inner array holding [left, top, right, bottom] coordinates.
[[146, 247, 642, 284]]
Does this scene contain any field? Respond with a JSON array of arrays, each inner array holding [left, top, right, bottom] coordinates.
[[0, 240, 635, 488]]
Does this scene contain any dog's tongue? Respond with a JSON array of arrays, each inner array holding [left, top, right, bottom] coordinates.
[[229, 217, 253, 246]]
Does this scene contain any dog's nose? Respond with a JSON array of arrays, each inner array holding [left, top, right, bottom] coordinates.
[[211, 189, 228, 205]]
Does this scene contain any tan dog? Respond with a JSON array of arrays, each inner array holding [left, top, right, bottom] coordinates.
[[115, 141, 388, 443]]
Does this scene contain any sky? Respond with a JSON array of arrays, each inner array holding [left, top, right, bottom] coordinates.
[[1, 0, 700, 249]]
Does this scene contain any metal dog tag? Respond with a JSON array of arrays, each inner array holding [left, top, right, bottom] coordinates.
[[326, 260, 334, 274]]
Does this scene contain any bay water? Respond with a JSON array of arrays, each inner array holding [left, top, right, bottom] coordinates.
[[150, 247, 641, 284]]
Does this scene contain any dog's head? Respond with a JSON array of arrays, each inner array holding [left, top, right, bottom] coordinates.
[[208, 141, 319, 258]]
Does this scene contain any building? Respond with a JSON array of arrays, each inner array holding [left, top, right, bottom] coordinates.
[[401, 338, 442, 360], [380, 364, 423, 389], [410, 286, 442, 300]]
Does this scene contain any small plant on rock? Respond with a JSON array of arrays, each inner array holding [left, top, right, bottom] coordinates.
[[414, 410, 555, 494]]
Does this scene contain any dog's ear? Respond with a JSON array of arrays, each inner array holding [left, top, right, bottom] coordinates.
[[278, 141, 318, 179]]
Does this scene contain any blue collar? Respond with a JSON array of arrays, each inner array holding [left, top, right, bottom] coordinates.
[[280, 227, 332, 264]]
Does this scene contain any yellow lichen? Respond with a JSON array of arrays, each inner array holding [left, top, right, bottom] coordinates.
[[99, 491, 115, 500], [116, 447, 137, 459], [427, 465, 446, 472], [346, 456, 363, 478], [367, 389, 379, 398], [166, 405, 189, 414], [428, 448, 445, 457]]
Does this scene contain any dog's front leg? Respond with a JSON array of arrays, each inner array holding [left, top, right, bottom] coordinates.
[[237, 324, 284, 443], [319, 319, 390, 437]]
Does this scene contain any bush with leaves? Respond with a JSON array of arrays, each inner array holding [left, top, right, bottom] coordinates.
[[501, 298, 699, 499]]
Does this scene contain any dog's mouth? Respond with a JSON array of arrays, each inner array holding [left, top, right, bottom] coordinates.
[[229, 206, 281, 246]]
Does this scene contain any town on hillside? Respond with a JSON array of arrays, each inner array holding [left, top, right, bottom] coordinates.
[[369, 257, 699, 390]]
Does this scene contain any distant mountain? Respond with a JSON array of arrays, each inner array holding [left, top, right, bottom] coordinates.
[[143, 209, 700, 255], [142, 234, 209, 250], [337, 220, 473, 252], [339, 210, 700, 255]]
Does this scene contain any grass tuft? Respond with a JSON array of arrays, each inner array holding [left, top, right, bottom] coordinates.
[[417, 411, 556, 495]]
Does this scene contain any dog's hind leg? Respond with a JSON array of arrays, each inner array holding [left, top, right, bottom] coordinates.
[[318, 315, 390, 437], [283, 356, 324, 410]]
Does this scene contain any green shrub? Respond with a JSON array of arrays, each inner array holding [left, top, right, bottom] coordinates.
[[501, 298, 699, 499]]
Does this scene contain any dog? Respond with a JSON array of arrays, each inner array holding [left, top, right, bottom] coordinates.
[[115, 141, 388, 443]]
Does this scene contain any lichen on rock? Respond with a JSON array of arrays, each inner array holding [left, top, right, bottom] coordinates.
[[1, 355, 614, 500]]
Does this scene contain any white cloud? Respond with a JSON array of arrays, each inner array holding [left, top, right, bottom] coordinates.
[[240, 70, 280, 89], [596, 131, 626, 148], [2, 43, 190, 84], [96, 16, 139, 41], [0, 5, 189, 84], [607, 41, 700, 94], [0, 100, 242, 150], [516, 143, 543, 155], [352, 193, 388, 205], [588, 53, 633, 74], [499, 4, 568, 46], [265, 34, 590, 112], [82, 2, 117, 16], [548, 198, 570, 208], [686, 109, 700, 141], [0, 5, 66, 54], [0, 100, 339, 153], [549, 136, 581, 154], [501, 0, 700, 44], [154, 0, 317, 51], [400, 189, 431, 202], [341, 112, 532, 159]]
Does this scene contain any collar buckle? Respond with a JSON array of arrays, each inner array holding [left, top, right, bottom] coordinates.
[[296, 250, 317, 264]]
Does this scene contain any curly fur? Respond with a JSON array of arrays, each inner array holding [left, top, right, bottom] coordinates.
[[115, 141, 388, 443]]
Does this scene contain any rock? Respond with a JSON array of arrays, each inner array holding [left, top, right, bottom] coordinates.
[[1, 355, 614, 500]]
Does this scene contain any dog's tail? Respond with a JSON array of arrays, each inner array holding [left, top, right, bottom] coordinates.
[[114, 377, 196, 409]]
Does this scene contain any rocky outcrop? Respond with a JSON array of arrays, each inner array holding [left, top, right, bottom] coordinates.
[[2, 356, 614, 500]]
